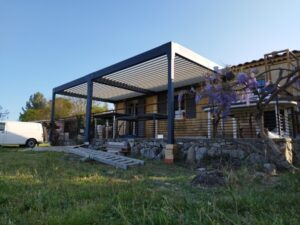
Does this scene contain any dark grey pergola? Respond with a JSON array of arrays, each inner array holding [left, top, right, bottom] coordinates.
[[51, 42, 219, 144]]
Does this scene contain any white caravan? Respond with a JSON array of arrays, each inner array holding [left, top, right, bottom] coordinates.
[[0, 121, 44, 148]]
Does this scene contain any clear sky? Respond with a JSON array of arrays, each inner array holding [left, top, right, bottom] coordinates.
[[1, 0, 299, 120]]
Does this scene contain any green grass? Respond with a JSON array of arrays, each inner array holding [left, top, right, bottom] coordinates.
[[0, 147, 299, 225]]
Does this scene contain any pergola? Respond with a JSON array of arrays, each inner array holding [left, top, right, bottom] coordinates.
[[51, 42, 219, 144]]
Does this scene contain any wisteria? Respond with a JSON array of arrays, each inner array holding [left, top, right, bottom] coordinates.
[[196, 68, 237, 119], [177, 65, 300, 140]]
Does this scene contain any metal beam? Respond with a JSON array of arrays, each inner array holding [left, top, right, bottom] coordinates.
[[53, 76, 89, 94], [57, 91, 116, 103], [84, 79, 93, 144], [95, 78, 155, 95], [167, 48, 175, 144]]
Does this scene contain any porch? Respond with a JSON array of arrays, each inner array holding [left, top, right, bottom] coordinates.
[[54, 95, 298, 146]]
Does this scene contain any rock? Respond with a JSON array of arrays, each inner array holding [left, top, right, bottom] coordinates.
[[197, 167, 206, 172], [183, 143, 191, 151], [221, 149, 231, 155], [131, 146, 140, 156], [153, 142, 161, 148], [127, 139, 135, 148], [207, 147, 220, 157], [253, 171, 265, 179], [140, 147, 161, 159], [155, 148, 165, 160], [295, 152, 300, 165], [191, 170, 225, 187], [186, 145, 196, 164], [195, 147, 207, 161], [229, 149, 245, 159], [247, 153, 266, 165], [212, 143, 221, 148], [263, 163, 277, 175]]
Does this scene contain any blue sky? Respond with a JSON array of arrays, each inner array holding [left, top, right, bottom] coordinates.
[[1, 0, 299, 120]]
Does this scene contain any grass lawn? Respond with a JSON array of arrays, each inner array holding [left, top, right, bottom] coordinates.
[[0, 147, 299, 225]]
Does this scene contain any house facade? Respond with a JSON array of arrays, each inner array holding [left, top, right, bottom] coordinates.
[[108, 49, 300, 140]]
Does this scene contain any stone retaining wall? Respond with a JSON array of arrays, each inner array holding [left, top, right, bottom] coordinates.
[[92, 137, 296, 168]]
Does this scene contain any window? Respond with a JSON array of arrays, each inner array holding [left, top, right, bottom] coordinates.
[[157, 92, 196, 119], [175, 95, 185, 119], [0, 123, 5, 132]]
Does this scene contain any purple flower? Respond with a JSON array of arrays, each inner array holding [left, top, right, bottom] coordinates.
[[204, 84, 213, 92], [237, 73, 248, 84], [250, 68, 258, 74], [247, 77, 258, 89], [215, 85, 222, 91], [195, 94, 202, 104]]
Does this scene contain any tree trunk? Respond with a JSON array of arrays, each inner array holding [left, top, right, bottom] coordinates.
[[255, 111, 297, 172], [212, 116, 220, 138]]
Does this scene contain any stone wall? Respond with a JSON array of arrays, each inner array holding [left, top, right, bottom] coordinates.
[[91, 137, 295, 168], [292, 139, 300, 164]]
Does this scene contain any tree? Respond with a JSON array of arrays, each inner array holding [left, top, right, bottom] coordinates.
[[68, 97, 108, 116], [51, 97, 73, 119], [92, 102, 109, 114], [19, 92, 49, 121], [0, 106, 9, 120], [25, 92, 47, 110]]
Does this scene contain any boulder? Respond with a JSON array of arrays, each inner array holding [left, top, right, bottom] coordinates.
[[186, 145, 196, 165], [140, 148, 156, 159], [195, 147, 207, 161], [140, 146, 163, 160], [247, 153, 266, 165], [191, 170, 225, 187], [263, 163, 277, 175], [131, 146, 140, 156], [229, 149, 245, 160], [207, 147, 221, 157]]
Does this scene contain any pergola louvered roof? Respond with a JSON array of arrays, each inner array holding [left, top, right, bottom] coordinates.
[[53, 42, 220, 102]]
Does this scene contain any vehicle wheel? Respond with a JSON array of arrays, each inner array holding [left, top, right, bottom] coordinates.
[[26, 139, 37, 148]]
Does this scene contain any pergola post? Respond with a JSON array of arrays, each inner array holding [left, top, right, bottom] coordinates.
[[84, 79, 93, 144], [165, 47, 175, 164], [167, 50, 175, 144], [49, 92, 56, 145]]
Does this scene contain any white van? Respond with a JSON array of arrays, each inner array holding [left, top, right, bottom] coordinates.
[[0, 121, 44, 148]]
